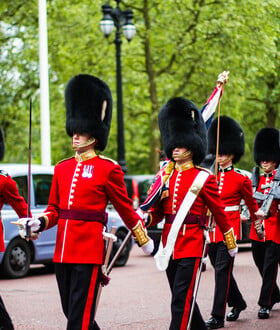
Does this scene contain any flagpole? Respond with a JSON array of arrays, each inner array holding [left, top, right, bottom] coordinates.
[[39, 0, 51, 166], [214, 71, 229, 177]]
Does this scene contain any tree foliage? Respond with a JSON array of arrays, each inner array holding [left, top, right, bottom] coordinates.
[[0, 0, 279, 174]]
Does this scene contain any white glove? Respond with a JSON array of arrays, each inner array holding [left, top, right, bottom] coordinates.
[[228, 246, 238, 258], [255, 209, 265, 220], [240, 214, 248, 222], [141, 238, 154, 255], [136, 208, 144, 218], [14, 217, 42, 240], [136, 208, 150, 226]]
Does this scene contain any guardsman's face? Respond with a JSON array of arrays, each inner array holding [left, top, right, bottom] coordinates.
[[217, 154, 234, 168], [72, 133, 91, 148], [260, 160, 277, 174], [172, 147, 192, 165]]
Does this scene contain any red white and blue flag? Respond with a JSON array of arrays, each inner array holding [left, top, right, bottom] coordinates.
[[200, 85, 223, 129]]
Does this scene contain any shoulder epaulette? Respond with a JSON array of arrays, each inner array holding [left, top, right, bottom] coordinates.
[[99, 155, 118, 165], [195, 165, 213, 175], [234, 168, 247, 176], [0, 169, 9, 177], [56, 156, 74, 165]]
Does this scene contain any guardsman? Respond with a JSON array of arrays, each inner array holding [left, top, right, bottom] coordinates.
[[141, 98, 237, 330], [0, 127, 29, 330], [250, 127, 280, 319], [16, 74, 154, 330], [205, 116, 262, 329]]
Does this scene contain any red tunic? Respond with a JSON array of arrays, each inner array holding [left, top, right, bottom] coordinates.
[[249, 170, 280, 244], [211, 166, 259, 242], [0, 171, 29, 252], [149, 165, 231, 259], [43, 151, 143, 264]]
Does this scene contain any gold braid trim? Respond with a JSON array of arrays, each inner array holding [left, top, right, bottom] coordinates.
[[223, 227, 237, 250], [160, 161, 175, 200], [132, 220, 149, 247], [162, 161, 175, 184]]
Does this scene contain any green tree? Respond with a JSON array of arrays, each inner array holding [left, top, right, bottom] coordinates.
[[0, 0, 279, 174]]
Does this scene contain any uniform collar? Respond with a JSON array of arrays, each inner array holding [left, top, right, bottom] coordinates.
[[219, 165, 233, 173], [264, 172, 274, 178], [75, 149, 97, 162], [175, 161, 194, 172]]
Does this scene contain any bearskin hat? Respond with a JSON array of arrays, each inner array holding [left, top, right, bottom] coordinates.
[[65, 74, 112, 151], [0, 127, 5, 161], [208, 116, 244, 164], [158, 97, 207, 165], [200, 153, 215, 170], [253, 128, 280, 166]]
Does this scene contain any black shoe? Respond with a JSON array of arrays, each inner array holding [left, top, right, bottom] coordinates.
[[226, 304, 247, 321], [205, 316, 224, 329], [258, 306, 270, 319]]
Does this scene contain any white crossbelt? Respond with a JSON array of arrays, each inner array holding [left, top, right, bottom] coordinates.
[[224, 205, 240, 212], [154, 170, 209, 271]]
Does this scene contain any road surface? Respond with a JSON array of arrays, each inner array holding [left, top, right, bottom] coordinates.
[[1, 244, 279, 329]]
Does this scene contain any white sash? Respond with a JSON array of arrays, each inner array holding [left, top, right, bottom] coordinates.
[[154, 170, 209, 271]]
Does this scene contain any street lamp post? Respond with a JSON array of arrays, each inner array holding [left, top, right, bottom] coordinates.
[[100, 1, 136, 173]]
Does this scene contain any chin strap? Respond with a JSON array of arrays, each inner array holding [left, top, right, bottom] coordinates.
[[174, 149, 192, 161], [72, 137, 96, 150], [218, 155, 233, 167]]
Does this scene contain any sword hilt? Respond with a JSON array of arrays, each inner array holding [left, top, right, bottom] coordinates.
[[25, 219, 31, 240]]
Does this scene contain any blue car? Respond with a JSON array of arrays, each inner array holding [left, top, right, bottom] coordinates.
[[0, 164, 133, 278]]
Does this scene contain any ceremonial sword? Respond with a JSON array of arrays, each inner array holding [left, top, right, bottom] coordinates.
[[94, 226, 117, 318]]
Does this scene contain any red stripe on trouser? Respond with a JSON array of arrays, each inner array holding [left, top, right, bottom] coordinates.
[[223, 258, 234, 315], [180, 258, 201, 330], [81, 266, 99, 330]]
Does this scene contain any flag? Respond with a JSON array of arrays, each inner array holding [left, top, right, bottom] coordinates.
[[200, 85, 223, 129], [140, 174, 164, 211], [140, 161, 174, 211]]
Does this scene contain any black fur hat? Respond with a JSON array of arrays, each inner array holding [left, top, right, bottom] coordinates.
[[158, 97, 207, 165], [200, 153, 215, 170], [0, 127, 5, 161], [253, 128, 280, 166], [208, 116, 244, 164], [65, 74, 112, 151]]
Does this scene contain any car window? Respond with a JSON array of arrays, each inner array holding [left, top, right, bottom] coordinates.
[[138, 178, 154, 204], [34, 174, 53, 205], [13, 176, 28, 203]]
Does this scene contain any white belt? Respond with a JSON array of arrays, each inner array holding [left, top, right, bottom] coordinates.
[[224, 205, 240, 212], [154, 171, 209, 271]]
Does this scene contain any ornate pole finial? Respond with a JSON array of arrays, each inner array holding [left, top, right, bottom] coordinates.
[[217, 71, 230, 86]]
